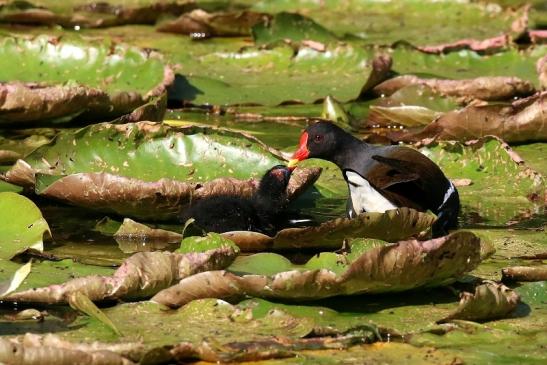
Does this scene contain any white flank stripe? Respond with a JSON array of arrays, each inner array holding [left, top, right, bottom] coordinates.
[[344, 171, 397, 214]]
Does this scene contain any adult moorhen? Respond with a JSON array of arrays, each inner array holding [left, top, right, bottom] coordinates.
[[180, 165, 292, 235], [287, 121, 459, 236]]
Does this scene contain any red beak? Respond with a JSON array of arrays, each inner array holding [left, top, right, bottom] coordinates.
[[288, 132, 309, 169]]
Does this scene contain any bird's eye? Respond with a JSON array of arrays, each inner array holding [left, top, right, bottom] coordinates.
[[314, 134, 324, 143]]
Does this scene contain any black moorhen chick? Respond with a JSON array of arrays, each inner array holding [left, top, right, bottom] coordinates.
[[180, 165, 292, 235], [287, 121, 459, 237]]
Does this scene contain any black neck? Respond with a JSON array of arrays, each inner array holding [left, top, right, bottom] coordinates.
[[330, 132, 368, 168]]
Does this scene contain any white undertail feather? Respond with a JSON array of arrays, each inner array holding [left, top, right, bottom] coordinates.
[[439, 181, 456, 210], [344, 171, 397, 214]]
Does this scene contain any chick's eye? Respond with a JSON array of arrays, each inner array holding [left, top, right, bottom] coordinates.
[[314, 134, 324, 143]]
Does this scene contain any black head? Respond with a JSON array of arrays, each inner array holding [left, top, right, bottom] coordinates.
[[289, 121, 349, 166], [257, 165, 292, 198]]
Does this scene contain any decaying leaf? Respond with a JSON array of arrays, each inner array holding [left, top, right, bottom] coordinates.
[[0, 36, 173, 126], [372, 75, 535, 102], [2, 243, 238, 304], [502, 266, 547, 282], [152, 231, 481, 307], [416, 35, 510, 54], [437, 281, 520, 323], [114, 219, 182, 242], [158, 9, 269, 38], [0, 334, 137, 365], [223, 208, 436, 251], [0, 0, 196, 28], [390, 91, 547, 143]]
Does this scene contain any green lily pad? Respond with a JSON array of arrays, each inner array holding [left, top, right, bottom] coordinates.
[[0, 259, 114, 292], [245, 0, 525, 46], [152, 231, 481, 307], [0, 192, 49, 260], [390, 45, 547, 89], [422, 137, 545, 225], [0, 35, 172, 125], [2, 122, 320, 220], [252, 12, 338, 45], [167, 43, 389, 106]]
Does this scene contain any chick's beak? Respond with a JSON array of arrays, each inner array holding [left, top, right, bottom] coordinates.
[[288, 132, 309, 170]]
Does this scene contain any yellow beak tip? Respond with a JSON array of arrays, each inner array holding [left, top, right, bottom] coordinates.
[[287, 159, 299, 168]]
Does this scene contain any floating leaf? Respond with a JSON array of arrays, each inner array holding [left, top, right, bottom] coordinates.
[[158, 9, 269, 38], [252, 12, 337, 45], [3, 245, 237, 304], [168, 43, 390, 106], [437, 282, 520, 323], [392, 91, 547, 143], [0, 192, 49, 259], [0, 0, 197, 27], [178, 232, 240, 254], [222, 208, 436, 251], [3, 122, 320, 220], [114, 218, 182, 243], [421, 137, 545, 225], [0, 261, 31, 297], [0, 35, 172, 126], [502, 265, 547, 282], [373, 75, 535, 102], [152, 231, 481, 307], [68, 291, 121, 336]]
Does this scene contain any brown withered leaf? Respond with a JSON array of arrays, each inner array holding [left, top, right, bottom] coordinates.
[[152, 231, 481, 308], [502, 265, 547, 282], [114, 218, 182, 243], [389, 91, 547, 143], [0, 334, 139, 364], [222, 208, 436, 251], [157, 9, 270, 38], [416, 35, 510, 54], [2, 246, 237, 304], [437, 281, 520, 323], [29, 167, 320, 222], [372, 75, 535, 102], [0, 71, 173, 126]]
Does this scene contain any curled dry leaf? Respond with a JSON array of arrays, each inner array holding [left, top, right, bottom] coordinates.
[[437, 281, 520, 323], [391, 92, 547, 143], [0, 36, 173, 126], [416, 34, 510, 54], [0, 334, 138, 365], [157, 9, 270, 37], [0, 0, 195, 28], [114, 218, 182, 242], [170, 334, 369, 363], [502, 266, 547, 282], [152, 231, 481, 307], [2, 245, 237, 304], [222, 208, 436, 251], [372, 75, 535, 102]]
